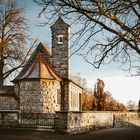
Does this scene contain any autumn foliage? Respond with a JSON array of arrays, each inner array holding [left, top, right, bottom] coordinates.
[[93, 79, 106, 111], [81, 78, 126, 111]]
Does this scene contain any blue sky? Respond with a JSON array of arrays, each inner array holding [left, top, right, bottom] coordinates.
[[17, 0, 140, 105]]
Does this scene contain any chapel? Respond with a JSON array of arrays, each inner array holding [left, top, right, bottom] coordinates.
[[13, 17, 83, 114]]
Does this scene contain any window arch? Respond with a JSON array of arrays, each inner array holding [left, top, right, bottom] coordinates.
[[57, 35, 64, 44]]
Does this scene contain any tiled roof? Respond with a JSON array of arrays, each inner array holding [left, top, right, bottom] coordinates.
[[13, 43, 61, 82], [19, 52, 61, 80]]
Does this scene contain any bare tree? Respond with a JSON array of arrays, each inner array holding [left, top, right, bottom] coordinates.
[[34, 0, 140, 75], [0, 0, 34, 86]]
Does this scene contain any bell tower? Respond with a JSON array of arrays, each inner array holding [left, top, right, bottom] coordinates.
[[51, 17, 70, 79]]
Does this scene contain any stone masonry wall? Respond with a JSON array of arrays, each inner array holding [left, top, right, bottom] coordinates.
[[51, 18, 70, 79], [40, 80, 61, 113], [114, 112, 140, 127], [62, 81, 69, 111], [0, 96, 18, 110], [54, 111, 140, 133], [20, 80, 61, 114], [20, 81, 41, 113], [0, 86, 19, 127], [0, 86, 18, 110], [0, 111, 19, 126]]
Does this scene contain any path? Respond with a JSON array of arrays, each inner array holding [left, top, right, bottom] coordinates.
[[0, 127, 140, 140]]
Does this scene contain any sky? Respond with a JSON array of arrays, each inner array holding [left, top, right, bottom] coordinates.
[[16, 0, 140, 105]]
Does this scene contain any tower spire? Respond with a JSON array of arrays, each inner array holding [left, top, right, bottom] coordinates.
[[51, 17, 70, 79]]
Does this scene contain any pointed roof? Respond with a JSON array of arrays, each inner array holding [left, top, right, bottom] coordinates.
[[15, 53, 61, 81], [17, 52, 61, 80], [51, 17, 70, 29], [37, 42, 52, 56], [13, 43, 61, 82]]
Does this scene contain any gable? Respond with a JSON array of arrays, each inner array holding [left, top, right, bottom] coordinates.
[[13, 43, 61, 82]]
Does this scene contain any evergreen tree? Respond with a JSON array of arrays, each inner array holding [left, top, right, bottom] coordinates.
[[94, 79, 106, 111]]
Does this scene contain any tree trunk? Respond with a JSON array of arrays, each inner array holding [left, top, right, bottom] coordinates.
[[0, 60, 4, 86]]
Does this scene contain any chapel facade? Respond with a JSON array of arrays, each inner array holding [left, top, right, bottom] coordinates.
[[13, 17, 83, 114]]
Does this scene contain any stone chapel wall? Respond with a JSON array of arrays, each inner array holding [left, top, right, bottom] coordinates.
[[19, 80, 61, 114], [20, 81, 41, 113], [40, 80, 61, 113]]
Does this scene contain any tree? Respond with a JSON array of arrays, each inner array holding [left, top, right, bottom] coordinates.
[[94, 79, 106, 111], [71, 72, 87, 88], [34, 0, 140, 75], [82, 89, 96, 111], [138, 100, 140, 110], [137, 100, 140, 117], [105, 91, 117, 111], [116, 103, 127, 111], [71, 73, 96, 111], [127, 100, 137, 111], [0, 0, 32, 86], [93, 80, 126, 111]]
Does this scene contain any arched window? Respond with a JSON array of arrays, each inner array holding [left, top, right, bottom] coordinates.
[[57, 35, 64, 44]]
